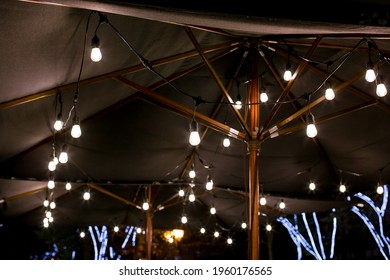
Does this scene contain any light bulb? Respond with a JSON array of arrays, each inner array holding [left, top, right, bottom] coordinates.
[[241, 222, 247, 229], [200, 227, 206, 234], [83, 191, 91, 200], [377, 185, 384, 194], [260, 197, 267, 205], [59, 151, 68, 164], [80, 231, 86, 238], [283, 69, 292, 81], [234, 100, 242, 110], [189, 169, 196, 178], [188, 193, 196, 202], [376, 83, 387, 97], [309, 182, 316, 191], [227, 238, 233, 244], [71, 116, 81, 138], [214, 231, 219, 238], [223, 137, 231, 147], [260, 91, 268, 103], [365, 68, 376, 82], [91, 35, 102, 62], [142, 201, 149, 211], [53, 119, 63, 131], [325, 87, 335, 100], [136, 227, 142, 234], [48, 160, 56, 171], [189, 120, 200, 146], [206, 177, 213, 190], [114, 226, 119, 232], [49, 201, 56, 209], [45, 211, 52, 218], [178, 189, 185, 197], [43, 199, 49, 207], [279, 200, 286, 209], [48, 180, 55, 189], [306, 113, 317, 138], [266, 224, 272, 231], [210, 207, 216, 215], [339, 184, 346, 193], [65, 182, 72, 191], [48, 216, 54, 223], [181, 216, 187, 224]]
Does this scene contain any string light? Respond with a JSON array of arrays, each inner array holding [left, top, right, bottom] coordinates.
[[227, 237, 233, 244], [266, 224, 272, 231], [200, 227, 206, 234], [90, 35, 102, 62], [339, 184, 346, 193], [260, 87, 269, 103], [178, 189, 185, 197], [142, 201, 149, 211], [309, 182, 316, 191], [223, 137, 231, 147], [377, 185, 384, 195], [58, 144, 68, 164], [260, 196, 267, 206], [241, 222, 247, 229], [71, 116, 82, 138], [325, 83, 335, 100], [279, 199, 286, 209], [65, 182, 72, 191], [376, 76, 387, 97], [306, 113, 317, 138], [181, 215, 188, 224], [53, 114, 63, 131], [188, 191, 196, 202], [214, 231, 220, 238], [210, 206, 216, 215], [206, 176, 213, 190], [189, 120, 201, 146], [83, 190, 91, 200]]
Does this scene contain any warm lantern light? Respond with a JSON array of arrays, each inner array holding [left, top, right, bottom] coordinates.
[[178, 189, 185, 197]]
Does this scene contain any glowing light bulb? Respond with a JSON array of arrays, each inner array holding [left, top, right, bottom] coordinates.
[[260, 197, 267, 206], [309, 182, 316, 191], [188, 193, 196, 202], [59, 145, 68, 164], [91, 35, 102, 62], [200, 227, 206, 234], [189, 169, 196, 178], [283, 69, 292, 81], [260, 91, 269, 103], [279, 200, 286, 209], [377, 185, 384, 194], [227, 238, 233, 244], [80, 231, 85, 238], [241, 222, 247, 229], [53, 119, 63, 131], [178, 189, 185, 197], [189, 120, 201, 146], [71, 116, 81, 138], [83, 191, 91, 200], [210, 207, 216, 215], [181, 216, 187, 224], [325, 87, 335, 100], [266, 224, 272, 231], [339, 184, 346, 193], [306, 113, 317, 138], [206, 177, 213, 190], [43, 199, 49, 207], [223, 137, 231, 147], [65, 182, 72, 191], [376, 82, 387, 97], [142, 201, 149, 211], [48, 160, 56, 171], [365, 67, 376, 82], [136, 227, 142, 234], [114, 226, 119, 232], [45, 211, 52, 218], [48, 180, 55, 189], [214, 231, 219, 238], [49, 201, 56, 209]]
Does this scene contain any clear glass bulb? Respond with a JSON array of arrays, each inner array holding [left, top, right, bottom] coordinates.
[[142, 201, 149, 211], [279, 201, 286, 209], [214, 231, 219, 238], [49, 201, 56, 209], [365, 68, 376, 82], [91, 47, 102, 62], [80, 231, 86, 238], [188, 193, 196, 202], [266, 224, 272, 231], [227, 238, 233, 244], [53, 119, 63, 131], [181, 216, 187, 224], [259, 197, 267, 205], [189, 131, 200, 146], [325, 87, 335, 100], [48, 160, 56, 171], [234, 100, 242, 110], [309, 182, 316, 191], [223, 137, 230, 147], [83, 191, 91, 200], [306, 123, 317, 138], [189, 169, 196, 178], [283, 69, 292, 81], [241, 222, 247, 229], [376, 83, 387, 97], [71, 124, 82, 138], [65, 182, 72, 191], [178, 189, 185, 197], [260, 92, 269, 103], [48, 180, 55, 189], [377, 185, 384, 194], [339, 184, 346, 193], [206, 179, 213, 190], [59, 151, 68, 164], [200, 227, 206, 234], [210, 207, 216, 215], [114, 226, 119, 232], [43, 199, 49, 207]]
